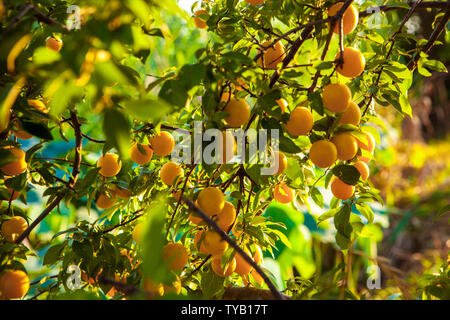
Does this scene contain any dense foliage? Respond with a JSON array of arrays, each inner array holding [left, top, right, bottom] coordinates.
[[0, 0, 448, 300]]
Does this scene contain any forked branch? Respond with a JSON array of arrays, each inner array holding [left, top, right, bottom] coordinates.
[[15, 110, 83, 244]]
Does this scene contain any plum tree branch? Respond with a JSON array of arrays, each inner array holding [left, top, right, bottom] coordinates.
[[5, 3, 34, 33], [361, 0, 424, 117], [184, 254, 212, 280], [252, 0, 442, 70], [5, 2, 67, 33], [101, 209, 144, 234], [309, 0, 354, 93], [165, 163, 197, 239], [269, 26, 314, 89], [407, 3, 450, 70], [15, 110, 83, 244], [139, 123, 191, 135], [181, 196, 285, 300], [252, 19, 329, 64]]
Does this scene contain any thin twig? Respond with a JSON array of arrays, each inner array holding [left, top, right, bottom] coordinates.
[[81, 134, 106, 144], [29, 275, 58, 286], [184, 255, 212, 280], [407, 2, 450, 70], [5, 2, 68, 34], [361, 0, 424, 117], [165, 164, 197, 239], [269, 26, 314, 88], [16, 110, 83, 244], [5, 3, 34, 33], [309, 0, 355, 93], [101, 210, 144, 234]]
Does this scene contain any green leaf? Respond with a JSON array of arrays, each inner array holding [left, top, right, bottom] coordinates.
[[72, 239, 93, 262], [51, 228, 78, 240], [21, 121, 53, 140], [141, 202, 170, 284], [159, 79, 189, 108], [310, 187, 323, 208], [422, 59, 447, 73], [0, 149, 17, 167], [222, 52, 253, 66], [5, 172, 28, 191], [32, 47, 61, 65], [381, 92, 401, 114], [78, 168, 100, 190], [145, 28, 165, 38], [355, 203, 374, 223], [43, 242, 67, 266], [285, 157, 302, 181], [279, 135, 301, 154], [384, 61, 412, 85], [334, 205, 353, 250], [330, 196, 341, 209], [317, 207, 340, 225], [201, 269, 225, 299], [313, 117, 332, 132], [308, 91, 324, 116], [244, 164, 268, 185], [269, 228, 292, 249], [257, 90, 282, 112], [383, 69, 402, 83], [122, 99, 172, 123], [47, 79, 84, 117], [261, 117, 283, 131], [324, 169, 334, 188], [230, 191, 244, 200], [336, 124, 359, 133], [25, 143, 43, 163], [332, 164, 360, 185], [313, 61, 334, 70], [103, 108, 130, 160], [418, 59, 432, 77], [146, 71, 176, 92], [433, 204, 450, 222], [126, 0, 152, 28], [36, 167, 54, 184], [226, 0, 238, 9], [178, 63, 206, 91]]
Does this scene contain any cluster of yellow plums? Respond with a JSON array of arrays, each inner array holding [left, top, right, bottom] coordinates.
[[314, 82, 374, 200], [0, 1, 372, 299], [190, 186, 264, 283], [94, 131, 179, 209], [0, 98, 54, 300], [189, 1, 370, 202], [0, 98, 52, 299]]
